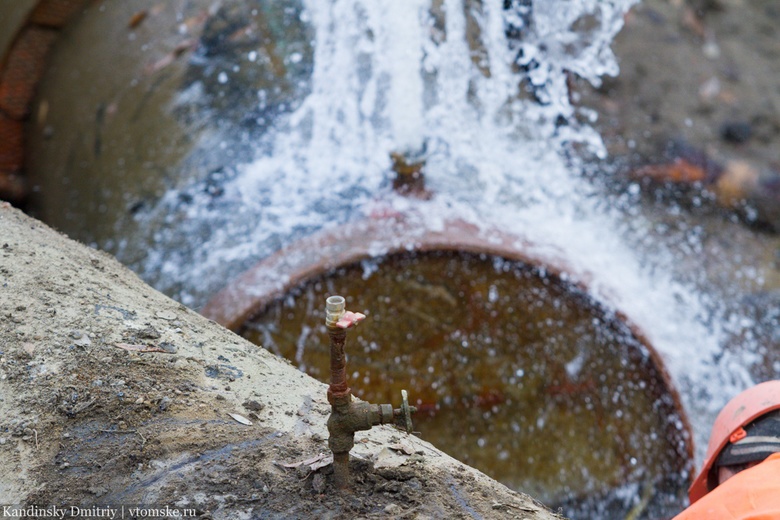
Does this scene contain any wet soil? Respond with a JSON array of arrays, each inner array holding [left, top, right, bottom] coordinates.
[[0, 203, 560, 519], [585, 0, 780, 169], [573, 0, 780, 384], [583, 0, 780, 238]]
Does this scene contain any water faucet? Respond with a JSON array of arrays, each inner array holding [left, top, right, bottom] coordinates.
[[324, 295, 416, 489]]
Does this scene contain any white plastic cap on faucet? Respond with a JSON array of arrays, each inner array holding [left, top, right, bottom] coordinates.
[[325, 295, 346, 327]]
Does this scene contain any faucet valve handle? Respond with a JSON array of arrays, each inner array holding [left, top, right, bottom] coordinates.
[[336, 311, 366, 329], [394, 389, 417, 434], [325, 295, 366, 329]]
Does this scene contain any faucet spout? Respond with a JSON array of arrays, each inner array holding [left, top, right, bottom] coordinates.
[[324, 295, 416, 490]]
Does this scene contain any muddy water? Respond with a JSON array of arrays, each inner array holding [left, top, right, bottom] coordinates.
[[241, 251, 690, 516]]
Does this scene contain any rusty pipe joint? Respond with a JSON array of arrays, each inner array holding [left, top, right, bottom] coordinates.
[[328, 401, 395, 454], [328, 395, 404, 490]]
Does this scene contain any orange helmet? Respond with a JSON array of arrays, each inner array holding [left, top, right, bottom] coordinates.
[[688, 380, 780, 504]]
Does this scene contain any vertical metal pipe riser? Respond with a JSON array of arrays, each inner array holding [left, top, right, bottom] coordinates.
[[323, 295, 415, 490]]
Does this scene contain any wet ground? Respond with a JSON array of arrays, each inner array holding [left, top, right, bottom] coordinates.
[[585, 1, 780, 170], [574, 0, 780, 384], [0, 203, 561, 519], [575, 0, 780, 242]]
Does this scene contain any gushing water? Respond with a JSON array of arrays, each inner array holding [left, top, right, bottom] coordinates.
[[133, 0, 764, 503]]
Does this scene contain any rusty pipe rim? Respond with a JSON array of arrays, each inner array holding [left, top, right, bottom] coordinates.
[[202, 210, 694, 463], [203, 214, 576, 330]]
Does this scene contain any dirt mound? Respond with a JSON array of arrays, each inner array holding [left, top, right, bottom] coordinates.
[[0, 203, 559, 519]]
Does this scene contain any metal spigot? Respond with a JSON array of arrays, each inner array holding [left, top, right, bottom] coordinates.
[[324, 295, 417, 489]]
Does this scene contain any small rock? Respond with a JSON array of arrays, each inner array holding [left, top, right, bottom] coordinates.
[[388, 442, 416, 456], [159, 342, 177, 354], [149, 460, 166, 470], [155, 310, 177, 321], [74, 336, 92, 347], [373, 447, 409, 470], [312, 472, 327, 494], [88, 485, 107, 496], [243, 399, 264, 412], [720, 121, 752, 144], [138, 325, 161, 339], [384, 504, 402, 515]]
